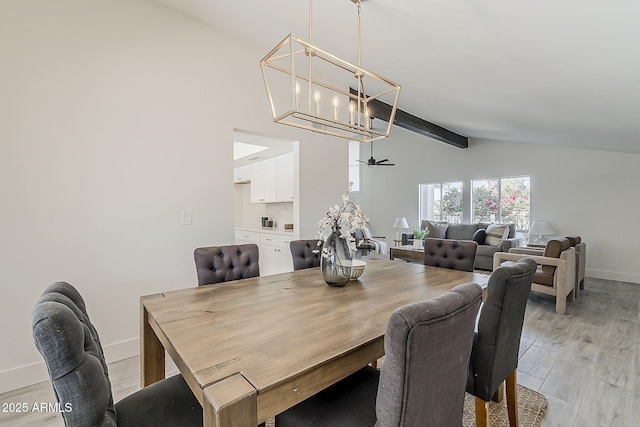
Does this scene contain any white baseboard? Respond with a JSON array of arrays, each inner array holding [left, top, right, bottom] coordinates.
[[0, 338, 140, 395], [586, 269, 640, 285]]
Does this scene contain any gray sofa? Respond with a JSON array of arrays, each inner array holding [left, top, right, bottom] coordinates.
[[402, 221, 524, 270]]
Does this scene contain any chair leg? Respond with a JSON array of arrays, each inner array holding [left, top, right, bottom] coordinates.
[[506, 369, 519, 427], [475, 396, 490, 427], [556, 295, 567, 314], [491, 382, 504, 402]]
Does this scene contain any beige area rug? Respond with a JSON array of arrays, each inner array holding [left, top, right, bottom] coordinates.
[[462, 384, 547, 427], [265, 384, 547, 427]]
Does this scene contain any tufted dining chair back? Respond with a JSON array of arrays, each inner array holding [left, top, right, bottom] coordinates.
[[423, 237, 478, 272], [194, 244, 260, 286], [32, 282, 202, 426], [290, 239, 322, 271]]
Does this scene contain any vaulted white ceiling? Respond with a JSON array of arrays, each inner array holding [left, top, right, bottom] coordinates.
[[152, 0, 640, 154]]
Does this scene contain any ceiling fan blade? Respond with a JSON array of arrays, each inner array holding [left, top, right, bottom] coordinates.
[[378, 163, 395, 166], [376, 159, 389, 164]]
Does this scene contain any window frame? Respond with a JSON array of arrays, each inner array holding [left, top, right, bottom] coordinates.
[[419, 181, 464, 224], [471, 175, 531, 233]]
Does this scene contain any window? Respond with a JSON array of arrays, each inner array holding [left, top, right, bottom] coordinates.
[[471, 176, 530, 231], [419, 182, 464, 224], [348, 140, 360, 192]]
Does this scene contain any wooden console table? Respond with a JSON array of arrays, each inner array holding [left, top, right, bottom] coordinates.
[[389, 245, 424, 263]]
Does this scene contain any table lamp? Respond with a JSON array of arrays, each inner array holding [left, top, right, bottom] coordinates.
[[529, 220, 555, 244], [392, 217, 409, 240]]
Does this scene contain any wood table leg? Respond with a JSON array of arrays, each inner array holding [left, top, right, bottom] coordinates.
[[204, 374, 257, 427], [140, 299, 165, 387]]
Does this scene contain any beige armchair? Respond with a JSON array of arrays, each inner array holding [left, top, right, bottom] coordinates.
[[494, 238, 576, 314], [511, 235, 586, 298]]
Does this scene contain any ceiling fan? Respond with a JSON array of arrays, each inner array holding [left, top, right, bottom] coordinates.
[[357, 141, 395, 167]]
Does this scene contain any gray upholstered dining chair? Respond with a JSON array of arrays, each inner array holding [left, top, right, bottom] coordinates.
[[194, 243, 259, 286], [466, 258, 537, 427], [32, 281, 203, 427], [289, 239, 321, 270], [423, 237, 478, 272], [274, 282, 483, 427]]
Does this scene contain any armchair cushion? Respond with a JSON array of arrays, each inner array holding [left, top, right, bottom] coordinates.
[[542, 238, 570, 275], [565, 235, 582, 246]]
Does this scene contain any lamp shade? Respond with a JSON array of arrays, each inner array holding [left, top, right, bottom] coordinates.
[[392, 217, 409, 229], [529, 220, 555, 236]]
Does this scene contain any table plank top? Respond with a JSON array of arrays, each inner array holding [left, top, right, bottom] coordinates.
[[142, 260, 488, 398]]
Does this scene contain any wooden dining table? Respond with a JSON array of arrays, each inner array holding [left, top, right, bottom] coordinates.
[[140, 259, 490, 427]]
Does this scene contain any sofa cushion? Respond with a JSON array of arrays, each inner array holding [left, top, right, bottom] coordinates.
[[476, 244, 501, 258], [472, 229, 486, 245], [485, 224, 509, 246], [425, 220, 449, 239], [479, 222, 516, 238], [445, 223, 478, 240]]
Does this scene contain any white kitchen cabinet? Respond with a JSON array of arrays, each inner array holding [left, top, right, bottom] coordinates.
[[260, 232, 295, 275], [250, 157, 277, 203], [260, 233, 280, 276], [233, 164, 251, 183], [250, 153, 293, 204], [235, 229, 295, 276], [278, 234, 294, 272], [235, 230, 260, 245]]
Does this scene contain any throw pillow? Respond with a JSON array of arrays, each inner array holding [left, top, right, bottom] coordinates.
[[472, 229, 487, 245], [485, 224, 509, 246], [425, 220, 448, 239]]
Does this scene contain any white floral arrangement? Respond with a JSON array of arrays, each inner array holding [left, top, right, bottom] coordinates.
[[317, 182, 369, 253]]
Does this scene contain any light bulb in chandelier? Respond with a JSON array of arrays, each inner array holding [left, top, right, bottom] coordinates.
[[313, 90, 321, 115]]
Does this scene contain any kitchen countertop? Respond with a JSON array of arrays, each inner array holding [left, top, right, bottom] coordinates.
[[235, 226, 295, 234]]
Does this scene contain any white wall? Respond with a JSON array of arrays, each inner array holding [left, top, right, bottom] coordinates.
[[352, 125, 640, 283], [0, 0, 347, 393]]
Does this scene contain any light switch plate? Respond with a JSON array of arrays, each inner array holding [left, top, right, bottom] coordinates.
[[182, 210, 192, 225]]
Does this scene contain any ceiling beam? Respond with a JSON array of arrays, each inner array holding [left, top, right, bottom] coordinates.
[[350, 88, 469, 149]]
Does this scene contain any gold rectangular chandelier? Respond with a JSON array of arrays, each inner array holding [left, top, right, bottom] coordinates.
[[260, 0, 401, 143]]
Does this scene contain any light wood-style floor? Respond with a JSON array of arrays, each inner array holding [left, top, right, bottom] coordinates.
[[1, 277, 636, 426]]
